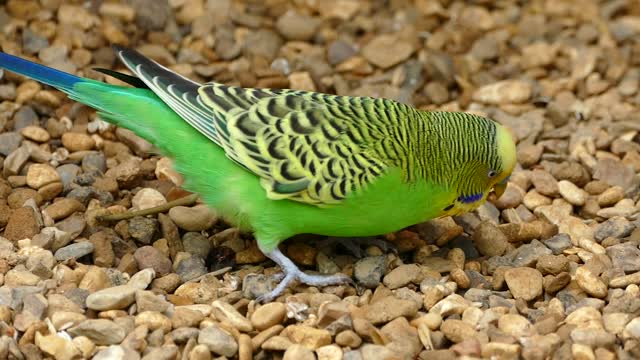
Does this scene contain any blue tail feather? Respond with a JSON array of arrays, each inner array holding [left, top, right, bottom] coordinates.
[[0, 52, 83, 92]]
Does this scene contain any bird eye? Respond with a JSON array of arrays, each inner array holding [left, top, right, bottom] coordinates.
[[488, 170, 497, 178]]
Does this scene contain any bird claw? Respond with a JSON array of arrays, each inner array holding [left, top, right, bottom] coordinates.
[[255, 247, 353, 303]]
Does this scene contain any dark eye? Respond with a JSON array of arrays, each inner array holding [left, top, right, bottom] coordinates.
[[488, 170, 497, 178]]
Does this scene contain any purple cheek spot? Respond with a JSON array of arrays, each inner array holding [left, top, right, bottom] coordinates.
[[458, 193, 483, 204]]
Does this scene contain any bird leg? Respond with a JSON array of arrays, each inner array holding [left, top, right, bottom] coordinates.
[[256, 246, 353, 303], [317, 236, 397, 258]]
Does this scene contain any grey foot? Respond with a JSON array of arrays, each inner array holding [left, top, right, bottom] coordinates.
[[256, 247, 353, 303], [318, 236, 397, 258]]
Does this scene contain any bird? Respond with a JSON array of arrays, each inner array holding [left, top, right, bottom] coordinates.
[[0, 46, 516, 302]]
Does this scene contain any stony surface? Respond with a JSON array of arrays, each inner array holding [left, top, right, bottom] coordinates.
[[0, 1, 638, 359]]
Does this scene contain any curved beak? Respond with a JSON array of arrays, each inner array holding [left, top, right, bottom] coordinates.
[[492, 176, 509, 199]]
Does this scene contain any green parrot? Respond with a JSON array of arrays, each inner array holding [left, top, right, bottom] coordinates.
[[0, 47, 516, 302]]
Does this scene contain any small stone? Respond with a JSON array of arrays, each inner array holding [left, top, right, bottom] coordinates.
[[212, 300, 253, 332], [287, 242, 317, 267], [288, 72, 317, 92], [128, 216, 158, 244], [316, 344, 343, 360], [155, 157, 183, 186], [4, 206, 40, 242], [132, 188, 166, 210], [26, 164, 60, 189], [543, 233, 573, 255], [135, 311, 171, 332], [276, 12, 320, 41], [54, 241, 94, 261], [473, 221, 509, 257], [362, 296, 420, 325], [35, 332, 81, 360], [20, 125, 49, 142], [284, 344, 315, 360], [182, 232, 210, 259], [530, 169, 559, 197], [44, 198, 83, 220], [575, 267, 608, 298], [134, 246, 172, 275], [354, 256, 386, 288], [606, 243, 640, 273], [558, 180, 587, 206], [86, 285, 136, 311], [362, 34, 414, 69], [504, 267, 543, 301], [171, 307, 204, 330], [68, 319, 126, 345], [472, 80, 532, 104], [136, 290, 170, 313], [0, 132, 22, 157], [251, 302, 287, 331], [168, 205, 216, 231], [610, 272, 640, 288], [335, 330, 362, 348], [198, 325, 238, 357], [594, 217, 634, 242], [536, 254, 570, 275], [286, 325, 332, 350], [441, 319, 477, 343], [383, 264, 421, 289], [598, 186, 625, 207], [498, 314, 532, 338], [61, 132, 95, 152], [176, 256, 207, 282]]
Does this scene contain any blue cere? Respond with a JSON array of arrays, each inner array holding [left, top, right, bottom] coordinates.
[[458, 193, 483, 204]]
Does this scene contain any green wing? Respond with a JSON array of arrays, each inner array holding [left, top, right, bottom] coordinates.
[[115, 46, 410, 205]]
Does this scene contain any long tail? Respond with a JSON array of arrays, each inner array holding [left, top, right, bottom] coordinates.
[[0, 51, 184, 146], [0, 52, 85, 93]]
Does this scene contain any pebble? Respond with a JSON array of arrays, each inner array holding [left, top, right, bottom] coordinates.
[[543, 233, 572, 255], [182, 232, 211, 259], [132, 188, 166, 210], [575, 267, 608, 298], [134, 246, 172, 275], [212, 300, 253, 332], [198, 325, 238, 357], [20, 125, 49, 142], [68, 319, 126, 345], [283, 344, 315, 360], [354, 256, 386, 288], [54, 241, 94, 261], [61, 132, 95, 151], [472, 80, 532, 104], [597, 186, 625, 207], [472, 221, 508, 256], [128, 216, 158, 244], [0, 132, 22, 156], [558, 180, 587, 206], [276, 12, 320, 41], [383, 264, 421, 289], [594, 216, 634, 242], [86, 285, 136, 310], [175, 256, 206, 281], [441, 319, 477, 343], [251, 302, 287, 331], [504, 267, 543, 301], [4, 206, 40, 242], [362, 34, 414, 69], [362, 296, 420, 325], [135, 311, 171, 332], [26, 164, 60, 189], [287, 325, 332, 350], [44, 198, 83, 220], [168, 205, 216, 231]]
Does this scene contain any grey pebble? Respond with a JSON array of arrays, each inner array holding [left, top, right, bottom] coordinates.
[[54, 241, 95, 261]]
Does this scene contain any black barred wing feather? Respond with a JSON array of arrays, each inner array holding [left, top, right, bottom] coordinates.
[[199, 84, 402, 205], [114, 46, 405, 205]]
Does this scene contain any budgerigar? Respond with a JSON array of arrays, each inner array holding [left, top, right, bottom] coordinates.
[[0, 47, 516, 302]]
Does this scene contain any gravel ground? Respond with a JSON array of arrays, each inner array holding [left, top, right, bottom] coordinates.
[[0, 0, 639, 359]]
